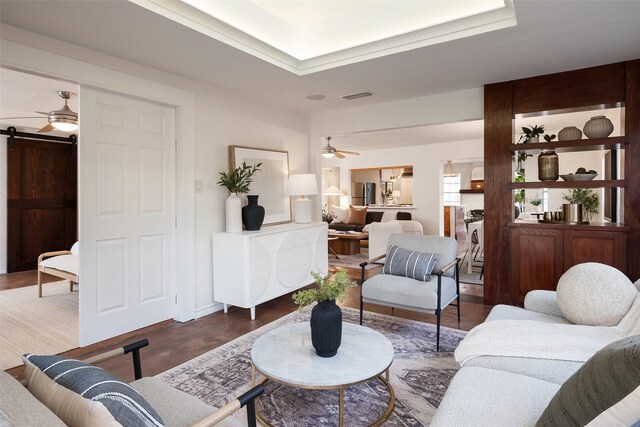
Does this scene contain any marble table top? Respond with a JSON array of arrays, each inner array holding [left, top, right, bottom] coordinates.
[[251, 322, 394, 387]]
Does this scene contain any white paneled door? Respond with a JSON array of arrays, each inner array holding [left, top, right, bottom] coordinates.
[[79, 88, 176, 346]]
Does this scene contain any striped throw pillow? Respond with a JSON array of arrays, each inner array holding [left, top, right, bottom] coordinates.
[[23, 354, 164, 427], [383, 245, 440, 282]]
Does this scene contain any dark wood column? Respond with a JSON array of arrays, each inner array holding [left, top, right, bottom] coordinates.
[[625, 60, 640, 281], [483, 82, 514, 305]]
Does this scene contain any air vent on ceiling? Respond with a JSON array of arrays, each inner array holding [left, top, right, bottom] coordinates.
[[341, 91, 374, 101]]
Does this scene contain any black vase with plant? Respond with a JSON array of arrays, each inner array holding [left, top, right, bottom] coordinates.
[[292, 271, 356, 357], [242, 195, 265, 230]]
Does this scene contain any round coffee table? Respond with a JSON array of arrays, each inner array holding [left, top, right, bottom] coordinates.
[[251, 322, 395, 426]]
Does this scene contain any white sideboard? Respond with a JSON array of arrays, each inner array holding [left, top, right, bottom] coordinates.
[[212, 222, 328, 319]]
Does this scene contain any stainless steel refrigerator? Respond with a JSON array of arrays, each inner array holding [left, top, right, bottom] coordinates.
[[351, 182, 376, 206]]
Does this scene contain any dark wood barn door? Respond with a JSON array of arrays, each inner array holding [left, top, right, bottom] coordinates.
[[7, 138, 77, 272]]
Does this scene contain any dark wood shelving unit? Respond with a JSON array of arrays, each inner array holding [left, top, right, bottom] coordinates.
[[508, 136, 627, 154], [508, 179, 626, 190], [484, 60, 640, 306]]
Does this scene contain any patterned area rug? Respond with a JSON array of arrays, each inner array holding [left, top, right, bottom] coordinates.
[[158, 308, 466, 426]]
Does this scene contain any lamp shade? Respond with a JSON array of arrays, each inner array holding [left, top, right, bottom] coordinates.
[[322, 186, 344, 196], [288, 174, 318, 196]]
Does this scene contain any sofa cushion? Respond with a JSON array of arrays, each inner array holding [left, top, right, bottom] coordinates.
[[383, 245, 439, 282], [365, 211, 384, 224], [535, 334, 640, 427], [362, 273, 457, 312], [464, 356, 583, 385], [348, 205, 367, 225], [331, 206, 349, 224], [431, 367, 560, 427], [23, 354, 164, 427], [130, 378, 215, 427], [0, 370, 66, 427], [556, 262, 637, 326], [39, 254, 79, 276], [485, 304, 570, 324]]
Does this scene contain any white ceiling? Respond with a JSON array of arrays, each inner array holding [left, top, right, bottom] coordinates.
[[0, 0, 637, 149], [138, 0, 515, 73], [1, 0, 639, 114]]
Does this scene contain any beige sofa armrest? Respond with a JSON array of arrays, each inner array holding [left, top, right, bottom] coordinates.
[[524, 290, 565, 318]]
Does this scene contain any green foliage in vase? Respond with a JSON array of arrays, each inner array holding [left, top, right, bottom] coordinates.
[[528, 194, 543, 207], [562, 188, 599, 219], [217, 162, 262, 194], [518, 125, 545, 143], [321, 205, 336, 223], [292, 271, 356, 311]]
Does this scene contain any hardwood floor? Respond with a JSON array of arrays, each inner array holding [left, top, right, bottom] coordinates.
[[3, 266, 492, 382]]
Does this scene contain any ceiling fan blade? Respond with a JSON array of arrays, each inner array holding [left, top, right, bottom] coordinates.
[[38, 123, 55, 133], [35, 111, 50, 115], [336, 149, 360, 155], [335, 152, 345, 159]]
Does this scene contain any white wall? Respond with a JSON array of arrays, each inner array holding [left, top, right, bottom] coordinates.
[[321, 139, 484, 235], [193, 86, 309, 316], [0, 26, 309, 319]]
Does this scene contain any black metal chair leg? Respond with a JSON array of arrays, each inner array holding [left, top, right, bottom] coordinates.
[[436, 310, 441, 352], [359, 296, 364, 325]]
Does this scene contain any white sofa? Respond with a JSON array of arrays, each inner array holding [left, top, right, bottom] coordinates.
[[431, 279, 640, 427]]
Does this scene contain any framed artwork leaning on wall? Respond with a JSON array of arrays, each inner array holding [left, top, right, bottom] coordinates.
[[229, 145, 291, 225]]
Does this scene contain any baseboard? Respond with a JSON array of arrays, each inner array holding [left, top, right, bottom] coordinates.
[[195, 302, 223, 319], [0, 267, 6, 274]]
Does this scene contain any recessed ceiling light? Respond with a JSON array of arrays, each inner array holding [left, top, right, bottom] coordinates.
[[306, 94, 326, 101]]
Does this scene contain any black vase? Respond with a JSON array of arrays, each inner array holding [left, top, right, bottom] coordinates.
[[242, 195, 265, 231], [310, 300, 342, 357]]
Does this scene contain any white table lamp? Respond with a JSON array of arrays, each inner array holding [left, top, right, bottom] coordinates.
[[288, 174, 318, 223]]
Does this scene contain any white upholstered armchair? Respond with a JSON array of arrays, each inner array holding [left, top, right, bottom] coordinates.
[[359, 234, 460, 351]]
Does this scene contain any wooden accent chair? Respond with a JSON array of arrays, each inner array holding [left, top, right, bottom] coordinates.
[[37, 242, 79, 298], [359, 234, 461, 351]]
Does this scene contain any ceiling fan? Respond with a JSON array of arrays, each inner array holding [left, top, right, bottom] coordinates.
[[0, 91, 78, 133], [321, 136, 359, 159]]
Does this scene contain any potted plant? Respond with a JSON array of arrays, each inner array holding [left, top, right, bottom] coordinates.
[[518, 125, 545, 143], [562, 188, 599, 221], [528, 194, 543, 212], [292, 271, 357, 357], [217, 162, 261, 232], [321, 205, 336, 224]]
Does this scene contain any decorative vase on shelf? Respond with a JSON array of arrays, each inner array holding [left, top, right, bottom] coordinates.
[[538, 151, 559, 182], [242, 195, 265, 231], [225, 193, 242, 233], [310, 300, 342, 357], [526, 136, 540, 143], [583, 116, 614, 139], [558, 126, 583, 141]]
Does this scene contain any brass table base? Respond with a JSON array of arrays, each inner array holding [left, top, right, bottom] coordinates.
[[252, 364, 396, 427]]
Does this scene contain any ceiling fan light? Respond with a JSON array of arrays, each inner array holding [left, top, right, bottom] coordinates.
[[321, 144, 336, 158], [51, 121, 79, 131]]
